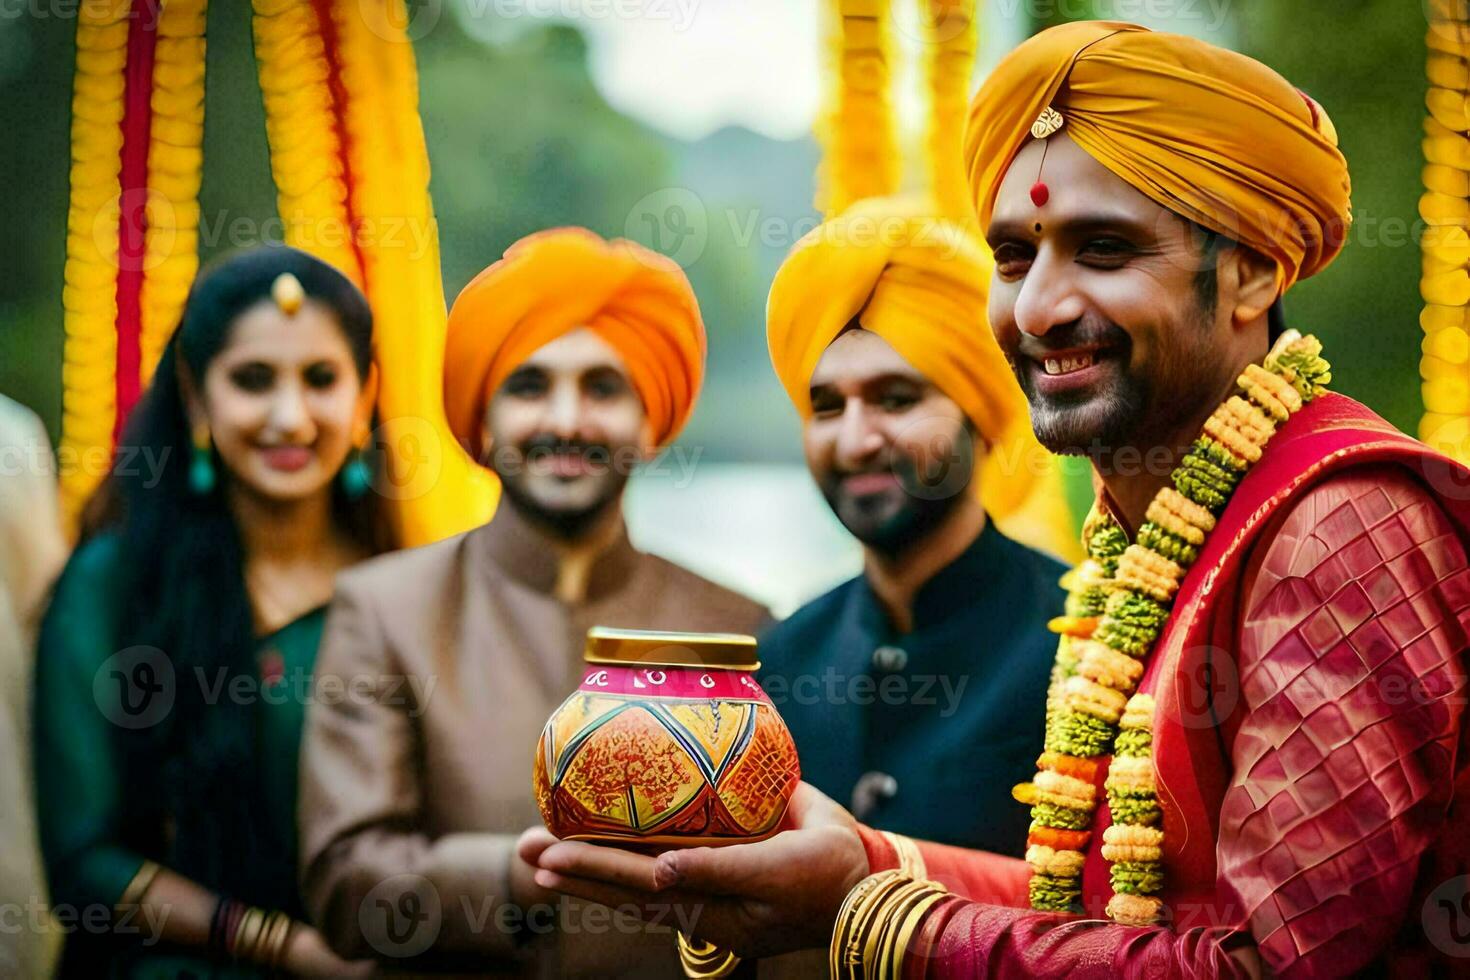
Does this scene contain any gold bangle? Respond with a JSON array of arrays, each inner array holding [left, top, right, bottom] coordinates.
[[883, 887, 950, 979], [259, 911, 293, 970], [850, 874, 915, 964], [832, 876, 950, 980], [830, 871, 905, 980], [115, 859, 162, 918], [880, 831, 927, 880], [232, 907, 265, 962], [675, 931, 740, 979], [862, 880, 934, 973], [235, 910, 258, 963], [831, 871, 902, 960], [258, 912, 282, 967]]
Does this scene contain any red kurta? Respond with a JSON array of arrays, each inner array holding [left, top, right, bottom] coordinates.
[[860, 394, 1470, 977]]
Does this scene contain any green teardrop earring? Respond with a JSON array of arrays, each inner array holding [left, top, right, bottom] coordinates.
[[188, 424, 216, 496], [340, 445, 372, 500]]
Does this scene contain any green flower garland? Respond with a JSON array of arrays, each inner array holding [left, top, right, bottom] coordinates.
[[1017, 331, 1331, 925]]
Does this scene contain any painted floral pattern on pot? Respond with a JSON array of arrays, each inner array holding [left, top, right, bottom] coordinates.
[[535, 630, 801, 846]]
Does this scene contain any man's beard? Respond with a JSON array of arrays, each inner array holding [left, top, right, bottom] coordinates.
[[494, 435, 631, 540], [818, 432, 973, 556], [1021, 357, 1152, 456], [1009, 311, 1212, 459]]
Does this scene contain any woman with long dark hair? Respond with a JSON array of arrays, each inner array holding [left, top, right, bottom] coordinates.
[[35, 246, 391, 977]]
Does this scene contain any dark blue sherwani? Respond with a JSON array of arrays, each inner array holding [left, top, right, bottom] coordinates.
[[758, 521, 1066, 855]]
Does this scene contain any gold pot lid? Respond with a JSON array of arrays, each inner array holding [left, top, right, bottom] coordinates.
[[583, 627, 760, 671]]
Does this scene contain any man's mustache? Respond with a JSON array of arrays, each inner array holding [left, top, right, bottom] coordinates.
[[516, 436, 613, 461], [825, 458, 895, 485], [1013, 316, 1131, 361], [824, 454, 937, 494]]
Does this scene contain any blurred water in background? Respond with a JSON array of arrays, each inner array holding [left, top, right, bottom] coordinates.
[[624, 461, 862, 619]]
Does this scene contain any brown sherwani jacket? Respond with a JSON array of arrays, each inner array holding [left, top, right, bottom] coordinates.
[[299, 505, 768, 977]]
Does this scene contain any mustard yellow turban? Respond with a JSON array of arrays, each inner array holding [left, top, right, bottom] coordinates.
[[965, 21, 1352, 294], [444, 228, 706, 457], [767, 195, 1079, 561]]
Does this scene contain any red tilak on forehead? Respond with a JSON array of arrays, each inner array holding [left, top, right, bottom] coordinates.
[[1028, 106, 1065, 210], [1029, 137, 1052, 207]]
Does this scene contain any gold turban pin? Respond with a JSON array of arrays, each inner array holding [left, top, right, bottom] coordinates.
[[1031, 106, 1065, 139], [1028, 107, 1065, 206]]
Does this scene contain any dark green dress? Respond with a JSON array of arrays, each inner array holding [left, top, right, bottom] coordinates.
[[34, 534, 325, 978]]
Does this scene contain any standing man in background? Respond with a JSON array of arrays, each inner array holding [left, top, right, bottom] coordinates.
[[299, 228, 767, 977], [758, 196, 1074, 855]]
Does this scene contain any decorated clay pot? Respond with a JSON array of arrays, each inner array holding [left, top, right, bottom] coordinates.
[[534, 627, 801, 846]]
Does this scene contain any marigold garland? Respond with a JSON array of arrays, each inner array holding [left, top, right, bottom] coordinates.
[[60, 3, 128, 532], [815, 0, 900, 217], [59, 0, 208, 535], [1018, 330, 1331, 925], [1421, 2, 1470, 464], [140, 0, 207, 386], [922, 0, 977, 224], [252, 0, 497, 547]]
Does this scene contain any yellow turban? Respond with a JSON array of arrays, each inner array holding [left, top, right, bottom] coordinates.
[[965, 21, 1352, 294], [444, 228, 706, 458], [767, 195, 1080, 561]]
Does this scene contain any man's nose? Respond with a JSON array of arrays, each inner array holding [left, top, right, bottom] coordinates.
[[1011, 248, 1086, 338], [833, 400, 884, 466], [544, 381, 583, 437]]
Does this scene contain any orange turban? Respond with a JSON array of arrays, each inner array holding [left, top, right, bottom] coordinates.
[[965, 21, 1352, 294], [767, 195, 1080, 561], [444, 228, 706, 457]]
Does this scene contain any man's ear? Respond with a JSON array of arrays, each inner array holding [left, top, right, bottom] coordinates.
[[1227, 246, 1279, 328]]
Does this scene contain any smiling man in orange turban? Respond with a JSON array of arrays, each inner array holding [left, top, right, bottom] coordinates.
[[443, 227, 706, 461], [757, 195, 1080, 866], [766, 195, 1077, 560], [300, 227, 766, 976], [522, 23, 1470, 979]]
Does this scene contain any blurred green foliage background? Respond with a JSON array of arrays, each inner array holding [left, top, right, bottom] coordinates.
[[0, 0, 1432, 475]]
